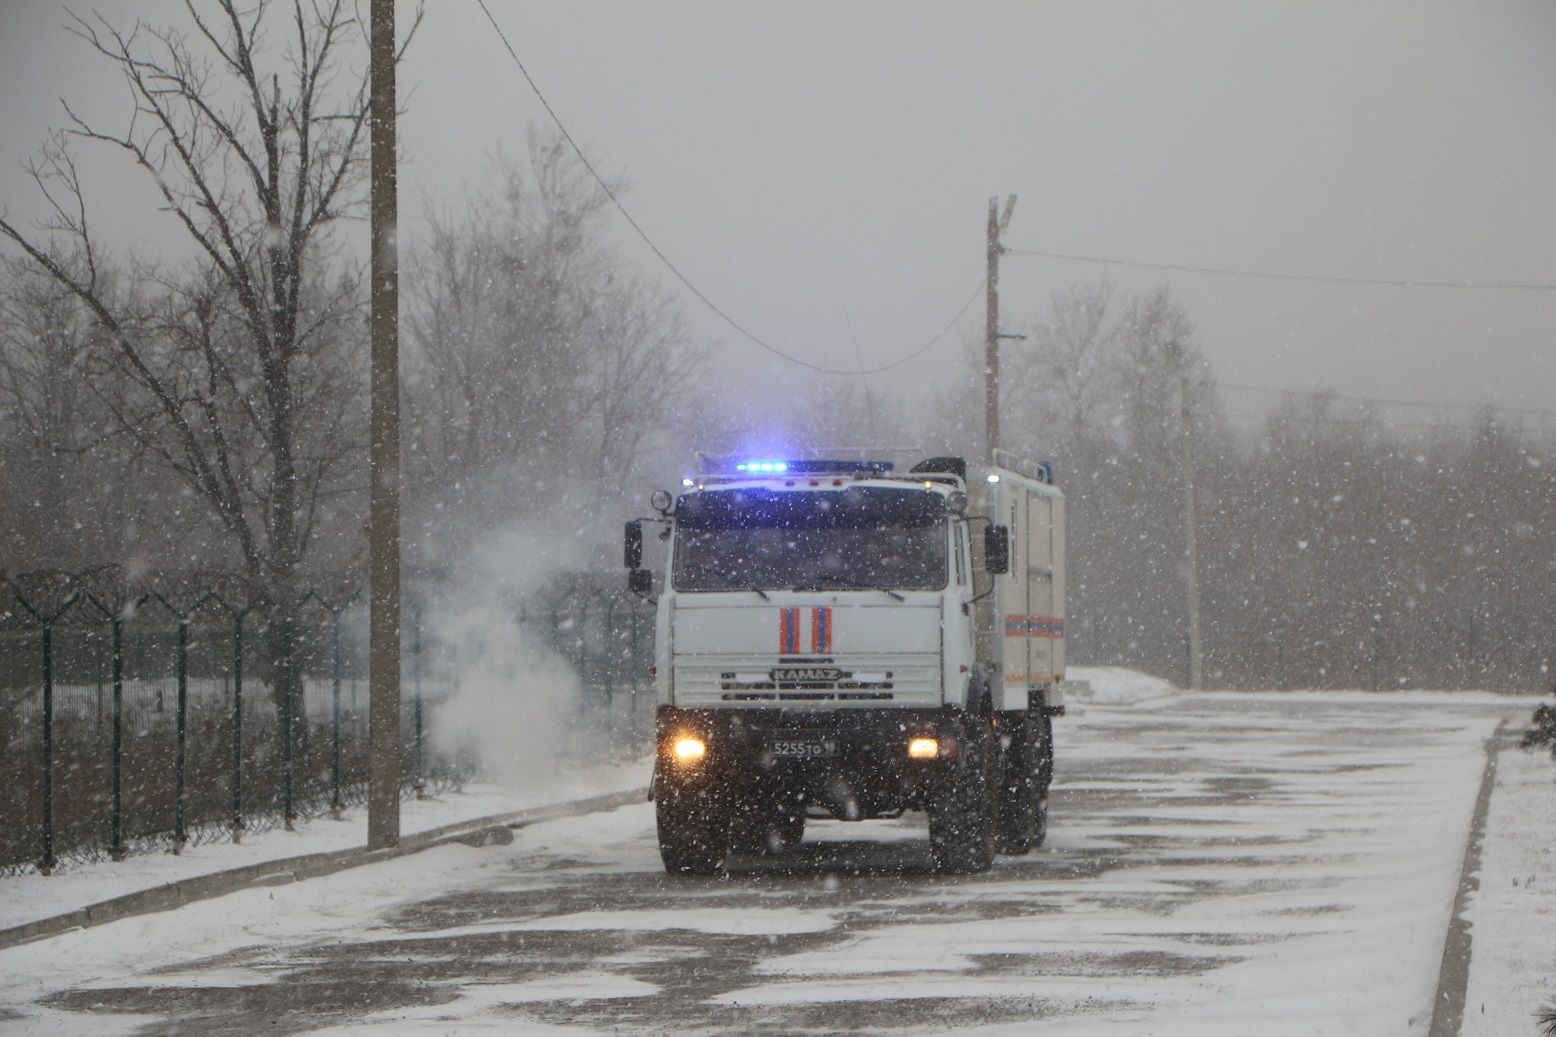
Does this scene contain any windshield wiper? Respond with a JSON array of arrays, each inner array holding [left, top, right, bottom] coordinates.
[[801, 574, 906, 602], [701, 570, 769, 600]]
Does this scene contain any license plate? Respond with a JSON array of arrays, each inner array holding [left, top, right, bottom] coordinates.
[[770, 739, 838, 759]]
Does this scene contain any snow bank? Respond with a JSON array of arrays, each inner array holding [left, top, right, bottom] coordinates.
[[1461, 741, 1556, 1036], [1065, 665, 1178, 705], [0, 761, 646, 933]]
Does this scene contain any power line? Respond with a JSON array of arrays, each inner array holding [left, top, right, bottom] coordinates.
[[1222, 411, 1553, 436], [473, 1, 976, 376], [1006, 247, 1556, 292], [1214, 381, 1556, 420]]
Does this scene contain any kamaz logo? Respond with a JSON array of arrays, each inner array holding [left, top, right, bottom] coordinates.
[[771, 666, 845, 682]]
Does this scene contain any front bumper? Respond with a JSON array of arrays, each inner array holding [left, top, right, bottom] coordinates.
[[653, 705, 972, 819]]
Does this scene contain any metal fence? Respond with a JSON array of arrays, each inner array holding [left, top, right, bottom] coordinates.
[[1, 568, 656, 874]]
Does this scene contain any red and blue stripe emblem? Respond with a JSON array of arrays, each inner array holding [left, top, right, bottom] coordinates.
[[812, 606, 832, 653], [779, 607, 801, 654], [779, 607, 833, 654]]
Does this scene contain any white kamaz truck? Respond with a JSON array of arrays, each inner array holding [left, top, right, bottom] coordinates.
[[623, 451, 1066, 875]]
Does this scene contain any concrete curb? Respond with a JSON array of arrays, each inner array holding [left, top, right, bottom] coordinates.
[[0, 788, 647, 952], [1428, 720, 1518, 1037]]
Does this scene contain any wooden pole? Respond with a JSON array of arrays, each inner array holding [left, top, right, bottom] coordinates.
[[367, 0, 402, 850], [984, 198, 1001, 463]]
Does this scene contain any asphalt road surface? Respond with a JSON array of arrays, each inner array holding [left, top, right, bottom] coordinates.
[[11, 691, 1520, 1036]]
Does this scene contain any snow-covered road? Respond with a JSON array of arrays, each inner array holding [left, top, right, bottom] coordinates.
[[0, 692, 1526, 1035]]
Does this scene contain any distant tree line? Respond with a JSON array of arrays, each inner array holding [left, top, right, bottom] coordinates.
[[991, 281, 1555, 692]]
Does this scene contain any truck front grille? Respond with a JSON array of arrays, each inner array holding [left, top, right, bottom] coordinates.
[[674, 654, 940, 708]]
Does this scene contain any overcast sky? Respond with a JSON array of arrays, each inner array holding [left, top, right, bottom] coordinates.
[[2, 1, 1552, 432]]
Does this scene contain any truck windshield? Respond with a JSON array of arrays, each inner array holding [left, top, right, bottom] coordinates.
[[671, 486, 947, 592]]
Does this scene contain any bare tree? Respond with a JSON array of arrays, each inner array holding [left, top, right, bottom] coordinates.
[[1, 3, 423, 579], [0, 253, 123, 567], [583, 276, 701, 506], [1110, 284, 1199, 458], [404, 132, 704, 557], [0, 2, 421, 723], [1004, 278, 1118, 464]]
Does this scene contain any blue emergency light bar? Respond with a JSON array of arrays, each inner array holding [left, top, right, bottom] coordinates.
[[699, 454, 898, 478], [737, 459, 894, 475]]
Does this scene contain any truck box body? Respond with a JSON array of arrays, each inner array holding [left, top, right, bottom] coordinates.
[[978, 462, 1067, 712]]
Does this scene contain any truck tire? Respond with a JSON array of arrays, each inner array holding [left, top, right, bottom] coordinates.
[[1035, 711, 1055, 796], [998, 711, 1055, 853], [1033, 712, 1054, 849], [929, 714, 997, 874], [730, 792, 806, 856], [656, 785, 730, 876], [996, 715, 1037, 856], [776, 809, 806, 848]]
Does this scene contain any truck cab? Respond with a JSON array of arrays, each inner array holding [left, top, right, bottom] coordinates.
[[625, 453, 1064, 875]]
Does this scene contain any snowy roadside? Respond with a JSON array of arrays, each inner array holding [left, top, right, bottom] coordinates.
[[1461, 737, 1556, 1036], [3, 668, 1551, 1036], [0, 757, 650, 934], [1070, 670, 1556, 1035], [1064, 665, 1177, 707]]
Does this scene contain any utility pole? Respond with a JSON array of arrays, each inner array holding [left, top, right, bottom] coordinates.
[[367, 0, 401, 851], [984, 195, 1020, 463], [1168, 340, 1204, 690]]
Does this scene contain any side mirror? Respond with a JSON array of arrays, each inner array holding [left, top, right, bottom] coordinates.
[[984, 525, 1010, 575], [624, 520, 643, 569], [627, 568, 653, 594]]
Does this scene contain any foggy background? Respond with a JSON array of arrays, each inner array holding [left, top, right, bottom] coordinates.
[[0, 1, 1551, 694], [4, 1, 1553, 417]]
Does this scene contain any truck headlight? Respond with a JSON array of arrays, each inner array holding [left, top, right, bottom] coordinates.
[[671, 736, 707, 764], [907, 737, 939, 760]]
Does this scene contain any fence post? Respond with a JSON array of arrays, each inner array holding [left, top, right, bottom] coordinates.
[[175, 614, 189, 851], [41, 623, 56, 875], [602, 596, 617, 750], [331, 607, 343, 817], [110, 615, 126, 861], [1370, 614, 1382, 691], [413, 612, 426, 798], [280, 611, 296, 830], [629, 604, 641, 733], [231, 612, 245, 842], [632, 605, 651, 739]]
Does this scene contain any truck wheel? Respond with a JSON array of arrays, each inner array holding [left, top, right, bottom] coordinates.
[[657, 785, 730, 875], [731, 791, 806, 855], [776, 809, 805, 848], [1033, 712, 1054, 849], [996, 715, 1036, 856], [929, 714, 997, 875]]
